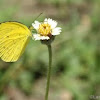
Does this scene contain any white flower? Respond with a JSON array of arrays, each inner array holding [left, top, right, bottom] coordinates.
[[32, 18, 62, 40]]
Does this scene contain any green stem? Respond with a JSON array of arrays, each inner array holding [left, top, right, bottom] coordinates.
[[45, 45, 52, 100]]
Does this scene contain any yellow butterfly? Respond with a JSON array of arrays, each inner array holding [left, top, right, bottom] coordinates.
[[0, 22, 32, 62]]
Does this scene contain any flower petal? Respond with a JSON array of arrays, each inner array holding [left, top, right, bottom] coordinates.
[[44, 18, 57, 29], [52, 27, 62, 35], [32, 34, 50, 40], [44, 18, 48, 22], [32, 21, 40, 30]]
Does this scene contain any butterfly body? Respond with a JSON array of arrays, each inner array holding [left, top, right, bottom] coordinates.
[[0, 22, 32, 62]]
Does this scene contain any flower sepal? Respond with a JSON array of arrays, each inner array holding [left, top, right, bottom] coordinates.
[[41, 36, 55, 45]]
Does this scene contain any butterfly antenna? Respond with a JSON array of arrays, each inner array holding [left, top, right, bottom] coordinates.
[[29, 13, 43, 31], [33, 13, 43, 23]]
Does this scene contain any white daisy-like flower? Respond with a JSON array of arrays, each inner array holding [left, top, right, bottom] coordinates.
[[32, 18, 62, 40]]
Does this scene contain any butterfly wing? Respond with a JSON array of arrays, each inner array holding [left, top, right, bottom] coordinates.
[[0, 22, 32, 62]]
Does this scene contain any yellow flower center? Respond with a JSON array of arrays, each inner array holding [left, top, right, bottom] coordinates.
[[38, 23, 51, 36]]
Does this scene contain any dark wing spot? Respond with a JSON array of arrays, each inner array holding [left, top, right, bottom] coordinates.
[[7, 36, 9, 38]]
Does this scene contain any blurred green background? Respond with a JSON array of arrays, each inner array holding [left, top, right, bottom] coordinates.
[[0, 0, 100, 100]]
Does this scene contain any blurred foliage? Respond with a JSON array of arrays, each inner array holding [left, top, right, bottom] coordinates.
[[0, 0, 100, 100]]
